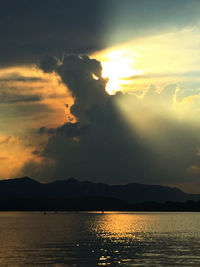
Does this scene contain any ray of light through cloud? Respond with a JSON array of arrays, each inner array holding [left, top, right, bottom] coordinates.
[[90, 26, 200, 192], [1, 1, 200, 193]]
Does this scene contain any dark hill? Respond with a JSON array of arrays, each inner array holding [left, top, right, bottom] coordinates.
[[0, 177, 199, 204]]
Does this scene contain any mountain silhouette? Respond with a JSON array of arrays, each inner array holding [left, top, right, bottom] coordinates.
[[0, 177, 199, 203]]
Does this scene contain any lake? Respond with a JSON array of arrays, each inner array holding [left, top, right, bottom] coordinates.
[[0, 212, 199, 266]]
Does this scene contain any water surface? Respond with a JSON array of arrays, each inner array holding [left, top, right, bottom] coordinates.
[[0, 212, 199, 266]]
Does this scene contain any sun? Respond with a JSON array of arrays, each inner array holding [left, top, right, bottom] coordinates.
[[100, 50, 142, 94]]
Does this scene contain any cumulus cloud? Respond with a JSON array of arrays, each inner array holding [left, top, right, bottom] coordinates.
[[39, 55, 109, 121], [39, 56, 58, 73], [19, 54, 200, 188]]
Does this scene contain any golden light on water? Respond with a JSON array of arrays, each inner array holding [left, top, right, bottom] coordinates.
[[94, 213, 138, 240]]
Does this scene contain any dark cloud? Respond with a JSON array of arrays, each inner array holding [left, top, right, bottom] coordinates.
[[1, 0, 200, 67], [21, 55, 200, 186], [23, 55, 147, 181], [38, 122, 90, 137], [38, 126, 53, 135], [5, 103, 55, 121], [0, 72, 47, 103], [0, 0, 107, 67], [39, 56, 58, 73], [0, 73, 45, 82], [32, 150, 40, 156], [0, 93, 41, 104], [57, 55, 109, 121], [40, 54, 109, 122]]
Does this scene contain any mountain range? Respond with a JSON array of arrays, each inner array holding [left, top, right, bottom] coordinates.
[[0, 177, 199, 204]]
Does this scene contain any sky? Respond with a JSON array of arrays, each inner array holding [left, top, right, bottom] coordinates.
[[1, 0, 200, 193]]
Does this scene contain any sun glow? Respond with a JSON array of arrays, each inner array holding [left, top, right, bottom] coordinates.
[[93, 27, 200, 95], [98, 51, 142, 94]]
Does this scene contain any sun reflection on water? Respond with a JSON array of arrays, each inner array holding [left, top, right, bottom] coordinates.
[[89, 213, 148, 266], [93, 213, 139, 240], [0, 212, 200, 266]]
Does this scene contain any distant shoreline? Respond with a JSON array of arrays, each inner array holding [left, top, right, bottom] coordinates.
[[0, 197, 199, 212]]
